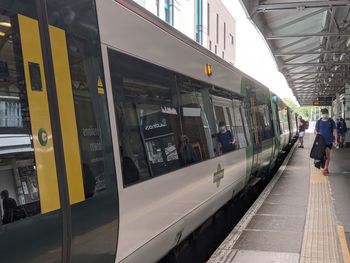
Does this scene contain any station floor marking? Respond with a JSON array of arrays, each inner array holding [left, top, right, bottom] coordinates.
[[299, 162, 341, 263], [338, 225, 350, 263]]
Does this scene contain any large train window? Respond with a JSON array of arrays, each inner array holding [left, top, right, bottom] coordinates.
[[0, 14, 42, 224], [108, 48, 246, 187]]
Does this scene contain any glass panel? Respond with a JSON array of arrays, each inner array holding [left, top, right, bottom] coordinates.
[[47, 0, 119, 261], [48, 0, 116, 197], [211, 90, 243, 155], [109, 49, 180, 183], [178, 76, 212, 164], [0, 13, 41, 224], [109, 49, 246, 186]]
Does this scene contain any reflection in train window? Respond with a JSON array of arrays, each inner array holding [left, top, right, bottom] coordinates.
[[178, 76, 213, 162], [108, 48, 247, 187], [278, 108, 289, 134], [211, 89, 247, 155], [257, 104, 274, 140], [0, 14, 41, 224]]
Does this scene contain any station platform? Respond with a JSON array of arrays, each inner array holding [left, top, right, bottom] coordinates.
[[208, 133, 350, 263]]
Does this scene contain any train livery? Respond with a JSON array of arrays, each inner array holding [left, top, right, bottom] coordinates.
[[0, 1, 297, 262]]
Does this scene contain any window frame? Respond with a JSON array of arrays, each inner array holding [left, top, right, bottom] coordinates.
[[108, 48, 248, 188]]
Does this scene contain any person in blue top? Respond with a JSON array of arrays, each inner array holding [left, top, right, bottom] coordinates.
[[336, 118, 343, 148], [315, 108, 336, 175], [217, 121, 236, 154], [336, 117, 347, 148]]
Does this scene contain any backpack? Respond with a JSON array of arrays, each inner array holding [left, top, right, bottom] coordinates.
[[304, 121, 309, 130]]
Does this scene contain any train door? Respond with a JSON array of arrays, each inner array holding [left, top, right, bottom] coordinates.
[[249, 94, 262, 175], [0, 2, 64, 262], [45, 0, 120, 262], [0, 1, 119, 262]]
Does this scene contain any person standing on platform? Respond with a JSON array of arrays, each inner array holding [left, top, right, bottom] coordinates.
[[297, 116, 306, 148], [339, 117, 347, 148], [336, 118, 343, 148], [315, 108, 337, 175]]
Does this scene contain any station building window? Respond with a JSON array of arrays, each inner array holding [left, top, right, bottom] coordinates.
[[108, 49, 248, 187], [195, 0, 203, 45], [164, 0, 174, 26]]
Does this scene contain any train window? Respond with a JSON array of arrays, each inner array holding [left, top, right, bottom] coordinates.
[[47, 0, 120, 197], [0, 14, 41, 224], [232, 101, 248, 147], [240, 105, 251, 146], [278, 108, 289, 134], [108, 49, 246, 186], [108, 49, 182, 184], [177, 76, 213, 164], [211, 89, 246, 155], [257, 104, 273, 140]]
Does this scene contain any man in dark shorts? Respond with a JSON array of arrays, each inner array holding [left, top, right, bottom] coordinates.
[[315, 108, 336, 175]]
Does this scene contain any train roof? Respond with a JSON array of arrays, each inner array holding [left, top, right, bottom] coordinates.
[[98, 0, 284, 102]]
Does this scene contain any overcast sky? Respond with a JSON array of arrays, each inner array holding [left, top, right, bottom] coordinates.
[[222, 0, 298, 104]]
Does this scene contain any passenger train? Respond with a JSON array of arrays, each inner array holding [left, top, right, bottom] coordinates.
[[0, 0, 297, 262]]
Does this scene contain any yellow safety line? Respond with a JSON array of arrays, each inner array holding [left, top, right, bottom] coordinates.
[[338, 225, 350, 263]]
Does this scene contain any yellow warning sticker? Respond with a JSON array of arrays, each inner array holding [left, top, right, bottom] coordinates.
[[97, 76, 105, 95]]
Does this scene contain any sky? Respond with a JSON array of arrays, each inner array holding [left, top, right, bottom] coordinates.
[[222, 0, 298, 104]]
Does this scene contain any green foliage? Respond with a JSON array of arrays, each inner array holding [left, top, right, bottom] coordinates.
[[283, 98, 313, 120]]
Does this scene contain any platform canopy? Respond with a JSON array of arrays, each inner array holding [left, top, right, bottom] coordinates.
[[240, 0, 350, 105]]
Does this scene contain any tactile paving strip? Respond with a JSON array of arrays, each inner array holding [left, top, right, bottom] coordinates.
[[299, 162, 341, 263]]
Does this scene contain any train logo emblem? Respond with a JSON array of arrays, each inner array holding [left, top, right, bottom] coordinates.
[[213, 163, 224, 187], [38, 128, 48, 146]]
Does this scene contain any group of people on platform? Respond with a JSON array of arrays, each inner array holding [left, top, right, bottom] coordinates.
[[298, 108, 348, 176]]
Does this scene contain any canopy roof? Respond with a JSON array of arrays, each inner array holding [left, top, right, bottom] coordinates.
[[240, 0, 350, 105]]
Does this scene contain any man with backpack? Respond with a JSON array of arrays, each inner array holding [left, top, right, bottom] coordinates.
[[315, 108, 337, 175]]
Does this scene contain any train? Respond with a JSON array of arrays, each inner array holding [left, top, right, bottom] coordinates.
[[0, 0, 297, 262]]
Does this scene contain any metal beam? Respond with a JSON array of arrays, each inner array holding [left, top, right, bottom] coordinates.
[[275, 51, 350, 56], [267, 32, 350, 39], [284, 62, 350, 66], [257, 1, 349, 12], [286, 71, 346, 74]]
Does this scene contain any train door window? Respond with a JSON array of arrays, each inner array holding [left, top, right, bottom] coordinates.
[[278, 108, 289, 134], [257, 104, 273, 140], [0, 13, 42, 224], [177, 76, 212, 165], [232, 101, 248, 148], [240, 105, 251, 146]]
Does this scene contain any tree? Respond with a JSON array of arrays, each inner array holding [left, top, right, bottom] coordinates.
[[283, 98, 313, 120]]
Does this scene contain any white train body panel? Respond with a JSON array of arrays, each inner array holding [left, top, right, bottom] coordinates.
[[97, 0, 249, 262]]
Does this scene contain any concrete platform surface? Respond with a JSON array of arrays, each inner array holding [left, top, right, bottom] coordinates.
[[208, 133, 350, 263]]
